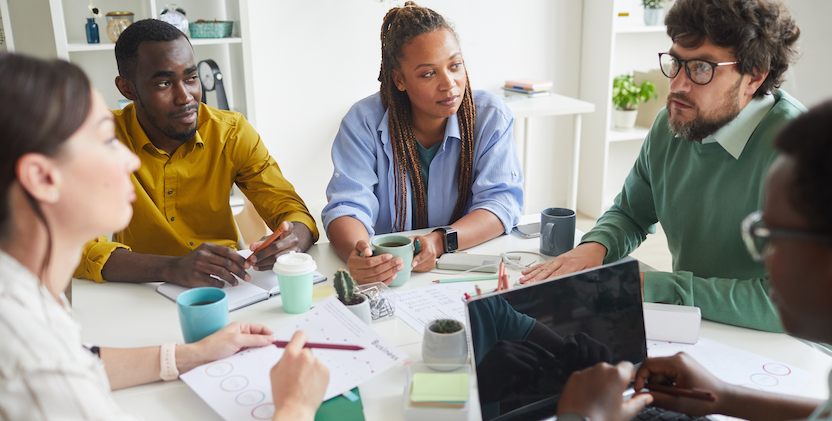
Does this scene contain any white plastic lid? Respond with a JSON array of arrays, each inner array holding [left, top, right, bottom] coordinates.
[[272, 252, 317, 276]]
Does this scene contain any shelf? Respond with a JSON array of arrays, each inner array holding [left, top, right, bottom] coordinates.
[[67, 37, 242, 52], [615, 25, 666, 34], [608, 125, 650, 143]]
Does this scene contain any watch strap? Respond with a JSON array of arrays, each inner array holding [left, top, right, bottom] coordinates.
[[159, 342, 180, 381]]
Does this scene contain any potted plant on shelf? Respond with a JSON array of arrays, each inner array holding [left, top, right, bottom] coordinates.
[[642, 0, 665, 26], [612, 74, 657, 131], [334, 269, 372, 325], [422, 319, 468, 371]]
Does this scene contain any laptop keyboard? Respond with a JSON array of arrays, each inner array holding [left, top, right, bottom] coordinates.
[[633, 406, 713, 421]]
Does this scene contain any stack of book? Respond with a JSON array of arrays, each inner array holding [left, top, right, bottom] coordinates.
[[502, 78, 553, 98], [408, 372, 469, 408]]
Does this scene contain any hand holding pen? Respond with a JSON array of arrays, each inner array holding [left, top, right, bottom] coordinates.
[[634, 353, 724, 416]]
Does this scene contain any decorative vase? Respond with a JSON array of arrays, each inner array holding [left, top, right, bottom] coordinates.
[[345, 294, 372, 325], [644, 7, 664, 26], [614, 109, 639, 131], [85, 18, 100, 44], [422, 320, 468, 371], [106, 11, 134, 42]]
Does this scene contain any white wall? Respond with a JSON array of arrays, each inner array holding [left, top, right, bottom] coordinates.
[[246, 0, 584, 233], [779, 0, 832, 108]]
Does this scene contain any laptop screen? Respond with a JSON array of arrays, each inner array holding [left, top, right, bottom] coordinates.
[[466, 258, 646, 421]]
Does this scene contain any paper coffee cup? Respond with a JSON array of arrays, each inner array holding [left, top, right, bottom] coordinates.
[[273, 252, 317, 314]]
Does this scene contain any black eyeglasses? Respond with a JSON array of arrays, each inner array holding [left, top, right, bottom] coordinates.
[[658, 53, 739, 86], [741, 211, 832, 261]]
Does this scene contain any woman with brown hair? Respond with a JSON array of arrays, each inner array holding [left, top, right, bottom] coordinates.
[[322, 2, 524, 285], [0, 53, 328, 421]]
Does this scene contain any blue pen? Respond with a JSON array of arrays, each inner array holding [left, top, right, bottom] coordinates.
[[414, 239, 420, 255]]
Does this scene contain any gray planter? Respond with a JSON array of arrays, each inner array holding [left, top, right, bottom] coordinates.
[[345, 294, 372, 325], [644, 7, 664, 26], [421, 320, 468, 371]]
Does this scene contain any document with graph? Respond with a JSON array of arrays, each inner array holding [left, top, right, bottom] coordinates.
[[180, 296, 408, 421]]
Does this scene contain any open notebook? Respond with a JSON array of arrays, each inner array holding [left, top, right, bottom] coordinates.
[[156, 250, 327, 311]]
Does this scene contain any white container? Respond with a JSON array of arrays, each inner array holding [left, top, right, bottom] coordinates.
[[403, 363, 470, 421], [643, 302, 701, 344], [345, 294, 372, 325], [422, 321, 468, 371], [614, 109, 639, 130]]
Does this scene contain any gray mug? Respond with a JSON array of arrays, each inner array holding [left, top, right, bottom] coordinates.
[[540, 208, 576, 257]]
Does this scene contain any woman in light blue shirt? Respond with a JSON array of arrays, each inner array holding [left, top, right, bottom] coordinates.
[[322, 2, 523, 284]]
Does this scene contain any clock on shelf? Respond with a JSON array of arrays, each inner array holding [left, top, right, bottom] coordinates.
[[160, 4, 188, 34], [198, 59, 229, 110]]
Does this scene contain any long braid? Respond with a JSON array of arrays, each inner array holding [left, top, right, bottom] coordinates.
[[379, 2, 475, 231]]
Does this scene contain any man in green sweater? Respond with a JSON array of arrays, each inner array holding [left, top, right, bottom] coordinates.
[[520, 0, 804, 332]]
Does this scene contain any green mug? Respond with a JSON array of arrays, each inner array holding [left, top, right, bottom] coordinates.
[[371, 235, 415, 287]]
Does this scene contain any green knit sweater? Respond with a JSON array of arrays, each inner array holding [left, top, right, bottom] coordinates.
[[582, 90, 805, 332]]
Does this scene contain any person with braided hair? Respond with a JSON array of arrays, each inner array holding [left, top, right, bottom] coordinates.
[[322, 2, 523, 285]]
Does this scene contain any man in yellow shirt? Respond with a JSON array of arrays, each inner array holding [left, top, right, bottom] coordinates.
[[74, 19, 318, 287]]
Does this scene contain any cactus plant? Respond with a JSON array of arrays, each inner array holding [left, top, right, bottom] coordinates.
[[334, 269, 364, 306], [429, 319, 463, 334]]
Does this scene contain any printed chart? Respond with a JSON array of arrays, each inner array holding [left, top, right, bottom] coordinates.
[[396, 283, 476, 334], [647, 337, 812, 395], [180, 296, 408, 421]]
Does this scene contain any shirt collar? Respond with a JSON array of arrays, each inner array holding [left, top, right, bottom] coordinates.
[[125, 103, 206, 155], [377, 108, 462, 147], [701, 93, 775, 159]]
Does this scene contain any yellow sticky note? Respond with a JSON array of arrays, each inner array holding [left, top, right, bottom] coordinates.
[[312, 285, 335, 298], [410, 373, 469, 403]]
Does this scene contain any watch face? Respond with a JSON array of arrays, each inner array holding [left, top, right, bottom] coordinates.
[[446, 230, 459, 252], [198, 61, 215, 90], [160, 10, 188, 34]]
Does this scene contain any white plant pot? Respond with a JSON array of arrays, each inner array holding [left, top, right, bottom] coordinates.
[[614, 109, 639, 131], [644, 7, 664, 26], [345, 294, 372, 325], [422, 321, 468, 371]]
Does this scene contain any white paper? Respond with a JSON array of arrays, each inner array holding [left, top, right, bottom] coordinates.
[[395, 283, 476, 334], [180, 296, 408, 421], [647, 337, 813, 395]]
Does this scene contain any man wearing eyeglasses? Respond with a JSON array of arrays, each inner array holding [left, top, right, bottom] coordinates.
[[521, 0, 805, 332]]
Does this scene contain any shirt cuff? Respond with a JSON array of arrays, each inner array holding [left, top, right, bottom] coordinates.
[[577, 231, 615, 262], [280, 212, 320, 243], [322, 205, 376, 238], [469, 202, 519, 235], [643, 270, 685, 305], [74, 241, 132, 283]]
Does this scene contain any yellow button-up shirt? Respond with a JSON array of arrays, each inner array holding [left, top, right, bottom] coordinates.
[[75, 103, 318, 282]]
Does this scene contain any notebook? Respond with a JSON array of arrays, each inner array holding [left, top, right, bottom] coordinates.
[[156, 249, 327, 311], [466, 258, 646, 421]]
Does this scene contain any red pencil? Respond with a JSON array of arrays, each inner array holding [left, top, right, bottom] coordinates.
[[249, 225, 286, 257], [272, 341, 364, 351], [644, 383, 718, 402]]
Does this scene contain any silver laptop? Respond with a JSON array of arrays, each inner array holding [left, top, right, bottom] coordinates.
[[465, 258, 646, 421]]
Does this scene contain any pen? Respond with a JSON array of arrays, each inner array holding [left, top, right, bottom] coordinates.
[[475, 285, 482, 297], [249, 225, 286, 257], [415, 239, 420, 255], [273, 341, 364, 351], [644, 383, 717, 402], [433, 275, 499, 283]]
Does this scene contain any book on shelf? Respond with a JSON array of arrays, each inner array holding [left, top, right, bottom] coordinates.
[[501, 86, 552, 98], [504, 78, 553, 92]]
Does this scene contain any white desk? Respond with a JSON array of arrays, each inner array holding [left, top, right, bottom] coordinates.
[[72, 216, 831, 420], [498, 92, 596, 210]]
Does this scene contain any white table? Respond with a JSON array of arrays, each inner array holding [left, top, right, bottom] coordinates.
[[498, 92, 595, 210], [72, 216, 832, 420]]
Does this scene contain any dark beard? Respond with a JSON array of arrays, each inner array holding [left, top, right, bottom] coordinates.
[[666, 77, 743, 142], [137, 93, 198, 143]]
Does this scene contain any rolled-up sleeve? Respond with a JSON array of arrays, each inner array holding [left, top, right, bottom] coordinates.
[[73, 237, 131, 282], [322, 117, 382, 238], [468, 104, 524, 234]]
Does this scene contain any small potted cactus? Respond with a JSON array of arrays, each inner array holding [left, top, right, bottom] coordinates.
[[334, 269, 372, 325], [422, 318, 468, 371]]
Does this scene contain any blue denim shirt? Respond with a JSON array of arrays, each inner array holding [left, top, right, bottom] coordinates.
[[322, 90, 523, 238]]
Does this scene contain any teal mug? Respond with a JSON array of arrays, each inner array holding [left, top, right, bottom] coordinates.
[[540, 207, 576, 257], [371, 235, 415, 287], [177, 287, 229, 343]]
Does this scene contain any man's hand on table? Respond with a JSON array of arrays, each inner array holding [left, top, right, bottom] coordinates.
[[558, 361, 654, 421], [634, 353, 726, 417], [346, 240, 403, 285], [163, 242, 251, 287], [248, 221, 313, 271], [520, 242, 607, 284]]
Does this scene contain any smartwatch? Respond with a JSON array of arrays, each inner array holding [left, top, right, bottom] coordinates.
[[432, 227, 459, 254]]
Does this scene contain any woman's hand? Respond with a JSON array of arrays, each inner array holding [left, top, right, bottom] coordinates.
[[346, 240, 403, 285], [179, 322, 275, 373], [271, 331, 330, 421], [410, 231, 443, 272], [634, 353, 728, 417]]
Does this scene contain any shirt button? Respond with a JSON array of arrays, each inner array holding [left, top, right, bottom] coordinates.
[[190, 242, 194, 246], [170, 217, 175, 221], [334, 173, 340, 178], [168, 190, 173, 194]]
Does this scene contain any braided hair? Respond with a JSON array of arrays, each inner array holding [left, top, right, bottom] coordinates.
[[379, 1, 476, 232]]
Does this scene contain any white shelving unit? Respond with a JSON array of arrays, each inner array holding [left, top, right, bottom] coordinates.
[[41, 0, 254, 121], [577, 0, 673, 219]]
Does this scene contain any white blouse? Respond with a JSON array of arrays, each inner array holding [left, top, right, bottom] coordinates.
[[0, 250, 141, 420]]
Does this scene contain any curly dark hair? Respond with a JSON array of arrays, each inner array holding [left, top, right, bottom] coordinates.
[[773, 101, 832, 236], [665, 0, 800, 99], [115, 19, 188, 81]]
